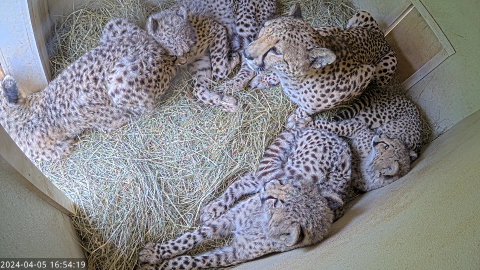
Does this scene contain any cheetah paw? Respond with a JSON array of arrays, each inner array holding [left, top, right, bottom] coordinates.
[[249, 73, 279, 89], [218, 94, 238, 113], [249, 75, 270, 89], [138, 242, 163, 265], [217, 80, 243, 95], [286, 109, 312, 129]]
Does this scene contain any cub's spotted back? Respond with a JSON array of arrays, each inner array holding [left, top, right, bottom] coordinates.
[[0, 17, 190, 162], [292, 88, 422, 191]]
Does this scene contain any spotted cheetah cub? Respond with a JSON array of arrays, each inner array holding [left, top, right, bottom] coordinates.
[[292, 88, 422, 191], [176, 0, 277, 94], [148, 0, 277, 111], [246, 4, 397, 120], [138, 127, 352, 269], [0, 12, 194, 162], [148, 5, 241, 112]]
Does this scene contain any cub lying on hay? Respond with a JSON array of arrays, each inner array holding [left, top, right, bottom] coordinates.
[[245, 4, 397, 120], [138, 126, 352, 269], [147, 0, 277, 112], [147, 5, 240, 112], [291, 87, 423, 191], [0, 10, 194, 162]]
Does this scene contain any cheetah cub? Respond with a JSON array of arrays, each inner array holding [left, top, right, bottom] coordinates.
[[246, 4, 397, 120], [138, 127, 352, 269], [148, 5, 241, 112], [0, 11, 194, 162], [176, 0, 277, 93], [292, 88, 422, 191], [148, 0, 277, 111]]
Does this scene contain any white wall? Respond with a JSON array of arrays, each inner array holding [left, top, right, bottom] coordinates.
[[0, 156, 85, 258]]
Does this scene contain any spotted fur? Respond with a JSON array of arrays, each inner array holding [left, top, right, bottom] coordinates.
[[138, 127, 352, 269], [0, 16, 192, 162], [291, 88, 422, 191], [148, 6, 240, 112], [176, 0, 278, 95], [245, 5, 397, 117]]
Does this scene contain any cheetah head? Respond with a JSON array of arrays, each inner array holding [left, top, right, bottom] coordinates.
[[244, 3, 336, 77], [365, 134, 417, 190], [146, 5, 196, 57], [261, 179, 334, 248]]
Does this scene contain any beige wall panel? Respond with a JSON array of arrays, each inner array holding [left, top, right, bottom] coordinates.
[[352, 0, 480, 137], [385, 7, 443, 82]]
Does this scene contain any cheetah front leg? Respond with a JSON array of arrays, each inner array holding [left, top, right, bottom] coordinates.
[[188, 54, 238, 112], [140, 246, 246, 270], [139, 216, 234, 265], [218, 55, 256, 94], [200, 172, 261, 225], [209, 21, 240, 80]]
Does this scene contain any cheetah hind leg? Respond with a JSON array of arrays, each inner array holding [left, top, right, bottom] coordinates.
[[372, 51, 397, 87], [189, 55, 238, 112]]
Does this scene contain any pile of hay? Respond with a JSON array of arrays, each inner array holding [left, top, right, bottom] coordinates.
[[40, 0, 358, 269]]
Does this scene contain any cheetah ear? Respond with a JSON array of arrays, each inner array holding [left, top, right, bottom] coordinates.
[[281, 224, 302, 247], [2, 75, 19, 103], [288, 3, 303, 20], [322, 192, 344, 210], [175, 5, 188, 20], [146, 16, 161, 34], [383, 160, 400, 176], [308, 47, 336, 69], [410, 150, 418, 161]]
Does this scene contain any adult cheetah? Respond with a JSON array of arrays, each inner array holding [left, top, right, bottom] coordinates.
[[245, 4, 397, 119]]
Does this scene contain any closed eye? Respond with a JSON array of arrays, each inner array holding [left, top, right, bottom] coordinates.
[[373, 140, 385, 147], [269, 46, 282, 56], [261, 195, 278, 205]]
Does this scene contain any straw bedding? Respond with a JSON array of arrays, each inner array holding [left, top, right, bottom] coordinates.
[[37, 0, 429, 269]]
